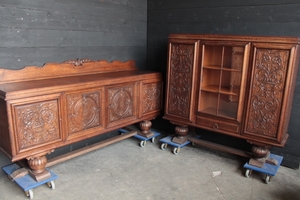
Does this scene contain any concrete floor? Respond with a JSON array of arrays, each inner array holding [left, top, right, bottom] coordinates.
[[1, 134, 300, 200]]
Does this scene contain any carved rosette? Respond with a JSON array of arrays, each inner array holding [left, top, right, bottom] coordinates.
[[16, 100, 60, 150], [246, 49, 289, 137], [108, 85, 134, 123], [67, 92, 101, 134], [142, 82, 161, 114], [168, 44, 194, 119]]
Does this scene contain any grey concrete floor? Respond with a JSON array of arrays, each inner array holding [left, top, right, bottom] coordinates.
[[1, 135, 300, 200]]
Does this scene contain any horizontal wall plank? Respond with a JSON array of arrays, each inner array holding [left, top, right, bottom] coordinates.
[[0, 0, 147, 70]]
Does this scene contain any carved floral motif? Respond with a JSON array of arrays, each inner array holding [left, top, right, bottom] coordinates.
[[16, 100, 60, 150], [108, 85, 134, 122], [63, 58, 93, 66], [246, 49, 289, 137], [142, 82, 162, 114], [67, 92, 101, 134], [168, 44, 194, 118]]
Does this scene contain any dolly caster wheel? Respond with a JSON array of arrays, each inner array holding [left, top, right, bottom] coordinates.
[[265, 175, 271, 184], [161, 143, 167, 150], [245, 169, 252, 178], [151, 137, 155, 143], [47, 180, 55, 190], [139, 140, 146, 148], [173, 148, 180, 155], [25, 189, 33, 199]]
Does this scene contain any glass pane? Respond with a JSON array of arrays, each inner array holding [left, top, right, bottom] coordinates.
[[220, 70, 241, 99], [202, 68, 220, 90], [223, 46, 244, 70], [199, 91, 218, 115], [218, 94, 238, 118], [203, 45, 222, 68]]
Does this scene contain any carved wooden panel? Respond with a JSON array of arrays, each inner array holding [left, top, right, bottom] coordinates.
[[167, 43, 195, 119], [245, 48, 290, 138], [142, 82, 162, 114], [15, 100, 60, 151], [107, 84, 135, 125], [67, 91, 101, 134]]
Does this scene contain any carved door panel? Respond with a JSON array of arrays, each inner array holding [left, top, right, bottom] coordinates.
[[164, 39, 199, 123], [106, 83, 137, 128], [10, 94, 63, 154], [66, 89, 103, 139], [243, 43, 295, 144], [140, 81, 162, 117]]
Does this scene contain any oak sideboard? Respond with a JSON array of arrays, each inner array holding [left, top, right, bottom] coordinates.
[[0, 59, 162, 181]]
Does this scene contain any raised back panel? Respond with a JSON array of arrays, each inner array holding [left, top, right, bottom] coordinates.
[[0, 59, 137, 83]]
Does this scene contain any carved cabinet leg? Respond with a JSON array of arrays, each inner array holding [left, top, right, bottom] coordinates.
[[138, 120, 155, 138], [172, 125, 188, 144], [26, 153, 52, 182], [249, 145, 278, 167]]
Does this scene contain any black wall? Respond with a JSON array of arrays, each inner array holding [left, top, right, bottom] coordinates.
[[147, 0, 300, 168], [0, 0, 147, 70], [0, 0, 147, 157]]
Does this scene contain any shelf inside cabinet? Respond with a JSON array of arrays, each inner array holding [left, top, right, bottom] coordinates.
[[203, 65, 241, 72], [200, 107, 236, 119], [201, 85, 239, 96]]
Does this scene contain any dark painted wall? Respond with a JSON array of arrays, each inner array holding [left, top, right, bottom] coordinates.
[[0, 0, 147, 70], [147, 0, 300, 168], [0, 0, 147, 157]]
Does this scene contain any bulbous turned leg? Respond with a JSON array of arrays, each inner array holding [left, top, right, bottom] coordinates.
[[138, 120, 154, 138], [172, 125, 188, 144], [249, 145, 277, 167], [27, 154, 51, 182]]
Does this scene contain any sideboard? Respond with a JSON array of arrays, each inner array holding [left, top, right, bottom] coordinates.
[[0, 59, 162, 181], [163, 34, 300, 166]]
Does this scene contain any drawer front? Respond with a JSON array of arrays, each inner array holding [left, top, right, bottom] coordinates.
[[196, 116, 240, 134]]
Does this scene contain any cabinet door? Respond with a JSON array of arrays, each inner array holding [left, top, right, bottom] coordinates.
[[243, 43, 297, 144], [164, 39, 199, 123], [66, 89, 103, 139], [106, 82, 137, 128], [140, 80, 162, 117], [10, 94, 63, 155], [197, 41, 250, 124]]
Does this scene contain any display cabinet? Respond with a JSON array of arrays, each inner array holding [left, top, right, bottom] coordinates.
[[164, 34, 300, 164]]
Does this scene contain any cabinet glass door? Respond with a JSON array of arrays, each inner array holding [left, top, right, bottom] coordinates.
[[198, 42, 248, 121]]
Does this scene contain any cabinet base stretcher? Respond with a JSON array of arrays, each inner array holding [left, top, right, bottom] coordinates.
[[118, 127, 161, 147], [244, 153, 283, 184], [2, 163, 57, 199], [159, 135, 200, 155]]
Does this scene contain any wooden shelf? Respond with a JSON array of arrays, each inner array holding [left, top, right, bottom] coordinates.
[[203, 65, 241, 72], [200, 107, 236, 119], [201, 85, 239, 96]]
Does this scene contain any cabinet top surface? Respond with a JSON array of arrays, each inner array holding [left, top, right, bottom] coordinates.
[[169, 34, 300, 44], [0, 70, 160, 94]]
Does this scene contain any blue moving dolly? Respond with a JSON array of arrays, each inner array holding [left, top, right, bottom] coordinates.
[[244, 153, 283, 184], [2, 163, 58, 199], [119, 128, 161, 147], [160, 135, 198, 155]]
